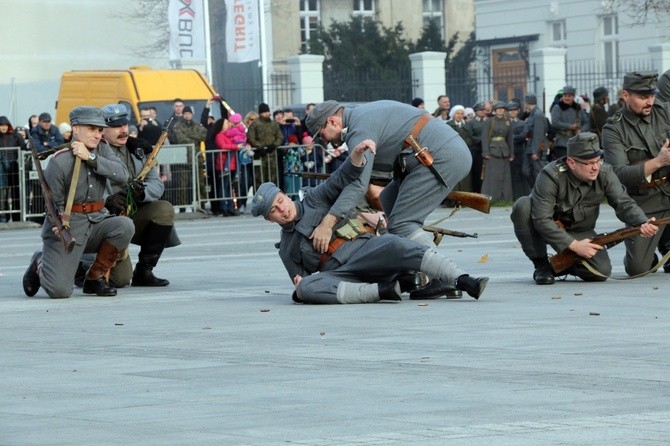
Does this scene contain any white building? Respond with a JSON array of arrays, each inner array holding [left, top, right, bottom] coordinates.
[[474, 0, 670, 110]]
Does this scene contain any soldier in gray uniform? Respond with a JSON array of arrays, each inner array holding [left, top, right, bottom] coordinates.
[[305, 100, 471, 250], [508, 101, 530, 199], [550, 86, 590, 160], [522, 93, 549, 189], [511, 132, 656, 285], [99, 104, 180, 287], [22, 106, 135, 298], [251, 143, 488, 304], [603, 70, 670, 275], [466, 102, 487, 193]]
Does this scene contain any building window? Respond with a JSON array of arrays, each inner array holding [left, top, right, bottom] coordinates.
[[422, 0, 444, 38], [300, 0, 320, 53], [550, 20, 566, 46], [353, 0, 375, 19], [602, 14, 619, 78]]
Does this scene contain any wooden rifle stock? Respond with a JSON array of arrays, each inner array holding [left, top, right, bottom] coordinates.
[[299, 172, 491, 214], [549, 216, 670, 274], [135, 117, 172, 182], [31, 145, 75, 253]]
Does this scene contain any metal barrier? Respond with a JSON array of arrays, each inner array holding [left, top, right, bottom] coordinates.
[[0, 143, 332, 221]]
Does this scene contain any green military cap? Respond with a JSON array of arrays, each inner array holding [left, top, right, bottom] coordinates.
[[567, 132, 603, 159], [623, 70, 659, 94], [505, 101, 520, 111], [492, 101, 506, 110]]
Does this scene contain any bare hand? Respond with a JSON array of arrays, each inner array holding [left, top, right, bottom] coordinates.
[[293, 275, 302, 286], [531, 153, 540, 161], [656, 139, 670, 167], [71, 141, 91, 160], [350, 139, 376, 166], [310, 223, 333, 253], [568, 238, 603, 259], [640, 217, 659, 238]]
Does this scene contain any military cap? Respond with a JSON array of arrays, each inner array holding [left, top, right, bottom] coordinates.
[[505, 101, 520, 111], [623, 70, 659, 94], [567, 132, 603, 159], [251, 182, 282, 217], [69, 106, 108, 128], [562, 85, 576, 95], [525, 93, 537, 105], [492, 101, 506, 110], [473, 102, 486, 111], [305, 100, 343, 137], [102, 103, 130, 127], [592, 86, 608, 102]]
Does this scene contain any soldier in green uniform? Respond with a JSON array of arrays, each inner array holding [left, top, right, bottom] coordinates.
[[511, 132, 657, 285], [602, 70, 670, 275]]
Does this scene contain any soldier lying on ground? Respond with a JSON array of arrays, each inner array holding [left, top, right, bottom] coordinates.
[[250, 140, 488, 304]]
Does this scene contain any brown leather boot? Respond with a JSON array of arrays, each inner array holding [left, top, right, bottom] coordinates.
[[83, 241, 122, 296]]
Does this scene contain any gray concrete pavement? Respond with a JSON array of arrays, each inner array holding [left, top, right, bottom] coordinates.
[[1, 206, 668, 445]]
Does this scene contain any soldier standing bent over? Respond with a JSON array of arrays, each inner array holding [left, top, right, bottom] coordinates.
[[22, 106, 135, 298]]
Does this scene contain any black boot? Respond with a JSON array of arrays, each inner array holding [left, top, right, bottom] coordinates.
[[410, 279, 463, 300], [456, 274, 488, 299], [532, 257, 555, 285], [82, 241, 121, 297], [74, 261, 87, 288], [395, 271, 428, 293], [378, 281, 402, 301], [132, 223, 172, 287], [23, 251, 42, 297]]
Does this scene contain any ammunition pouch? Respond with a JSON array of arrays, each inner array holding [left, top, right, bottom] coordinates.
[[393, 151, 419, 183]]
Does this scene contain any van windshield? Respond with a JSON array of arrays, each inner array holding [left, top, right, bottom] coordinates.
[[137, 100, 216, 126]]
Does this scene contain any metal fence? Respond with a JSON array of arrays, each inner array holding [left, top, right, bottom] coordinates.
[[566, 57, 653, 99], [0, 144, 331, 222]]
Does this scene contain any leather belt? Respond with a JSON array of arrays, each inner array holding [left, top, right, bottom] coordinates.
[[318, 237, 348, 270], [639, 176, 668, 188], [403, 114, 431, 148], [71, 200, 105, 214]]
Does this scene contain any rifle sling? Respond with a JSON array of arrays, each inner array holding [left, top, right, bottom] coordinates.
[[63, 156, 82, 229], [573, 249, 670, 280]]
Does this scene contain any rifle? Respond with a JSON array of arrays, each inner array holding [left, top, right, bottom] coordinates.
[[422, 225, 477, 246], [549, 216, 670, 274], [31, 145, 75, 253], [135, 117, 172, 182], [299, 171, 491, 214]]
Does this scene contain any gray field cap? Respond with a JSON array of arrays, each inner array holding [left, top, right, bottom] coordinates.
[[251, 182, 282, 217], [102, 104, 130, 127], [305, 100, 342, 137], [69, 106, 108, 128], [563, 85, 577, 95], [623, 70, 659, 94], [567, 132, 603, 159]]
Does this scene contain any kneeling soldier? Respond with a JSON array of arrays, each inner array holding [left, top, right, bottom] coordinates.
[[23, 106, 135, 298]]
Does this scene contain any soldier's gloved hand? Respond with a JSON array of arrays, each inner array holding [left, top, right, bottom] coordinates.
[[255, 147, 268, 157], [105, 192, 127, 216], [129, 180, 146, 201]]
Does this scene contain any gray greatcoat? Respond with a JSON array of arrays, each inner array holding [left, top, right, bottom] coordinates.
[[511, 158, 648, 280], [39, 143, 135, 298], [481, 116, 514, 201], [331, 100, 471, 244], [603, 103, 670, 275]]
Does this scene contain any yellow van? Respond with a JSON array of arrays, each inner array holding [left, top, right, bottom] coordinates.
[[55, 66, 217, 125]]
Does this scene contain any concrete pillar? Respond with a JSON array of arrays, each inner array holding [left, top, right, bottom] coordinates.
[[409, 51, 447, 107], [648, 43, 670, 75], [529, 47, 567, 115], [287, 54, 325, 104]]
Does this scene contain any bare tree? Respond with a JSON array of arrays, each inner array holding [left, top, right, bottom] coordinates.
[[605, 0, 670, 25]]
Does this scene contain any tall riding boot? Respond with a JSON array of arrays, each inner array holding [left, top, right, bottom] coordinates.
[[83, 241, 122, 296], [132, 222, 172, 287]]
